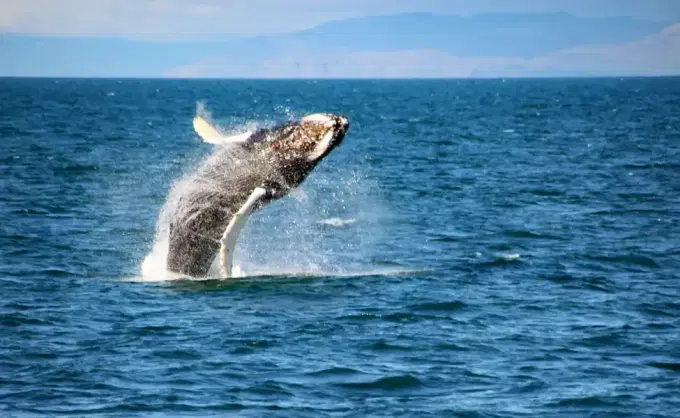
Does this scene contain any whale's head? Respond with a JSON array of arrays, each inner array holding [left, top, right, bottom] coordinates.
[[267, 113, 349, 162], [250, 113, 349, 191]]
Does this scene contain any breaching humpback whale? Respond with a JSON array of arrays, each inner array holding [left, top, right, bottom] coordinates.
[[164, 112, 349, 278]]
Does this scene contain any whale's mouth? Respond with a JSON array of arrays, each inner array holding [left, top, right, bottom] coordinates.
[[270, 113, 349, 162]]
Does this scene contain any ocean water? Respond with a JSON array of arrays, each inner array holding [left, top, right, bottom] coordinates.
[[1, 77, 679, 417]]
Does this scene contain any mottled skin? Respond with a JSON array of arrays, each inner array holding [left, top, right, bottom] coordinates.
[[166, 114, 349, 277]]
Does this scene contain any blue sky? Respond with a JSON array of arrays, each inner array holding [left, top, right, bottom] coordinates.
[[1, 0, 679, 40], [1, 1, 679, 77]]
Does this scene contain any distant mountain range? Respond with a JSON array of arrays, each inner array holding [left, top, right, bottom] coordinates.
[[1, 13, 678, 78]]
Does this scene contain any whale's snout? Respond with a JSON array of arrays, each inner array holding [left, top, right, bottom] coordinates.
[[335, 115, 349, 140], [338, 115, 349, 130]]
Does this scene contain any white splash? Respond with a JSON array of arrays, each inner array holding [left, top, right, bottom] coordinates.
[[139, 136, 255, 282], [496, 253, 521, 261], [316, 217, 357, 227]]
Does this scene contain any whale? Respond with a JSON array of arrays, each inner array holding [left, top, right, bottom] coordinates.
[[164, 112, 349, 278]]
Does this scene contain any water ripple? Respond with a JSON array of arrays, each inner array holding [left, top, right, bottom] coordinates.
[[1, 78, 679, 418]]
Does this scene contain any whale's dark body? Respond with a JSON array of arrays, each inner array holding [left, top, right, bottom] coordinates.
[[165, 114, 349, 277]]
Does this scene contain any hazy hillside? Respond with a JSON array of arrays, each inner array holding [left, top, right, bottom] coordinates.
[[292, 13, 667, 57]]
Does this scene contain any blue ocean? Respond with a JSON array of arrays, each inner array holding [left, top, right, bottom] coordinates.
[[1, 78, 679, 417]]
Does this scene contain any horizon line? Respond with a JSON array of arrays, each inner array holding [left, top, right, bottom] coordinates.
[[2, 75, 680, 81]]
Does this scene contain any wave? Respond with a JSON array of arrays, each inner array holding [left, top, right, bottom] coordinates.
[[306, 367, 365, 377], [128, 266, 429, 284], [335, 375, 424, 391], [647, 362, 680, 372]]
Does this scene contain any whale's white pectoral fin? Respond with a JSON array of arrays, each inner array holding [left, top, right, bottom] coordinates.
[[218, 187, 268, 279], [192, 116, 223, 143], [193, 116, 252, 146]]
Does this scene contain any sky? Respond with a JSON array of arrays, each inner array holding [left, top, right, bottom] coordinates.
[[1, 0, 679, 77], [1, 0, 680, 40]]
